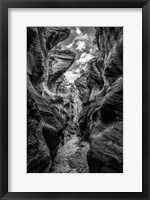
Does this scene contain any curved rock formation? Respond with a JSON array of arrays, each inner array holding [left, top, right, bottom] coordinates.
[[27, 27, 72, 95], [87, 77, 123, 173], [76, 27, 123, 173], [27, 26, 123, 173], [74, 71, 89, 103], [37, 27, 70, 53], [27, 27, 76, 173], [27, 89, 51, 173], [47, 50, 76, 93], [27, 75, 65, 172]]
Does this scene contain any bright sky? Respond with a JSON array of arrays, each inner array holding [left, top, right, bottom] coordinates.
[[60, 27, 98, 83], [64, 71, 81, 83]]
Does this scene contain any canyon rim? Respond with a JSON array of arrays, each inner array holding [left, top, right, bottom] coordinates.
[[27, 27, 123, 173]]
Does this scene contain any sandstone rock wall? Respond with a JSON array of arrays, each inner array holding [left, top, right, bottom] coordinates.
[[75, 27, 123, 173], [27, 26, 123, 173], [27, 27, 76, 172]]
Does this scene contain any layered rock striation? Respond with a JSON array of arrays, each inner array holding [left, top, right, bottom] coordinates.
[[27, 26, 123, 173], [75, 27, 123, 173], [27, 27, 76, 172], [47, 50, 76, 93]]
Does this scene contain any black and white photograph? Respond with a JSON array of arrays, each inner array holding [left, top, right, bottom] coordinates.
[[27, 27, 123, 173]]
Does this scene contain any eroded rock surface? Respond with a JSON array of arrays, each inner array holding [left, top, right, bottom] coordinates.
[[27, 27, 76, 173], [51, 135, 89, 173], [75, 27, 123, 173], [47, 50, 76, 93], [27, 27, 123, 173]]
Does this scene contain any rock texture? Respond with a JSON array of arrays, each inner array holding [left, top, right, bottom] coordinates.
[[75, 27, 123, 173], [51, 135, 89, 173], [27, 27, 76, 172], [47, 50, 76, 93], [27, 26, 123, 173], [27, 90, 51, 173]]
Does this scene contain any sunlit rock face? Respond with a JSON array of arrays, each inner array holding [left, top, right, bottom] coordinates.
[[27, 27, 71, 95], [27, 27, 73, 173], [87, 58, 104, 101], [77, 27, 123, 173], [74, 58, 104, 104], [70, 85, 82, 124], [47, 50, 76, 93], [38, 27, 70, 53], [74, 72, 89, 103]]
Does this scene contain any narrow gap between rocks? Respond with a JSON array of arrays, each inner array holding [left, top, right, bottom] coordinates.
[[49, 83, 90, 173], [27, 27, 123, 173]]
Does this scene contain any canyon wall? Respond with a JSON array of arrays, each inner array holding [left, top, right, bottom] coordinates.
[[75, 27, 123, 173], [27, 27, 76, 172], [27, 27, 123, 173]]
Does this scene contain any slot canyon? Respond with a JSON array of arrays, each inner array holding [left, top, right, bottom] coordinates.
[[27, 27, 123, 173]]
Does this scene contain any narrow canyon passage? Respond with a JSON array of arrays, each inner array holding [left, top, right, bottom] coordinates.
[[27, 27, 123, 173], [49, 85, 90, 173], [51, 134, 89, 173]]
